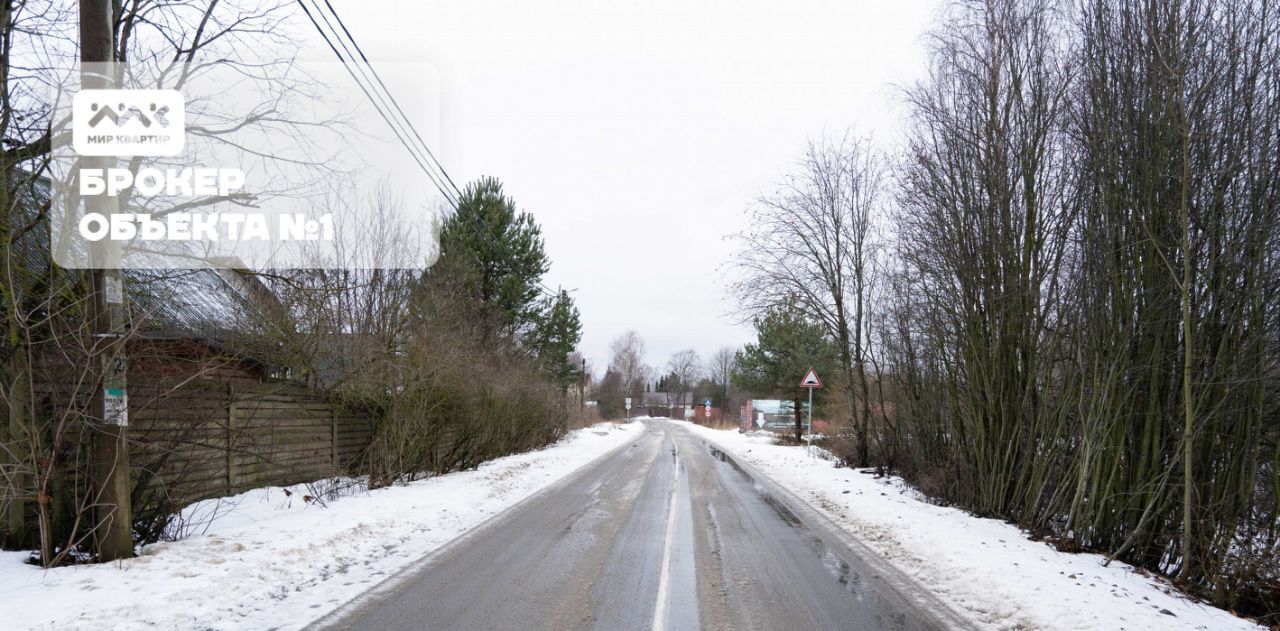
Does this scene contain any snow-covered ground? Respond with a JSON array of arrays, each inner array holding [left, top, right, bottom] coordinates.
[[0, 421, 643, 631], [679, 420, 1264, 631]]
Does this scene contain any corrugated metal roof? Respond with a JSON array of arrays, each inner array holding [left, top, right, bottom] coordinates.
[[126, 267, 252, 338], [12, 172, 260, 340]]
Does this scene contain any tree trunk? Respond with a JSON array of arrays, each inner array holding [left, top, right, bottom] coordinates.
[[853, 277, 872, 468], [1178, 77, 1195, 581], [836, 322, 860, 464]]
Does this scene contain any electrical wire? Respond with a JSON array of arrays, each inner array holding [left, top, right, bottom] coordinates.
[[295, 0, 563, 301]]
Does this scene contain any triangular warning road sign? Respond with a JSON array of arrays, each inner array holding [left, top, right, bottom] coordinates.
[[799, 368, 823, 388]]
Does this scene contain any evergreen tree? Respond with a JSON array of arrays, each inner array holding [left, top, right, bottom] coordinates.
[[734, 307, 837, 442], [436, 177, 550, 337], [529, 290, 583, 393]]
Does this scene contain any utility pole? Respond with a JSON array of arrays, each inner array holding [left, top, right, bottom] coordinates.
[[81, 0, 133, 562]]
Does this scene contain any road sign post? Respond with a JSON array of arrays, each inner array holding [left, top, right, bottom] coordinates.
[[625, 397, 631, 421], [799, 368, 823, 456], [807, 388, 813, 455]]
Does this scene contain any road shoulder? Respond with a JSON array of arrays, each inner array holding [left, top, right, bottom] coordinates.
[[678, 421, 1263, 631]]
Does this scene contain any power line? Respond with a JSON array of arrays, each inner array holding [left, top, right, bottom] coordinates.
[[307, 1, 559, 298], [295, 0, 457, 208], [295, 0, 562, 300], [318, 0, 462, 200]]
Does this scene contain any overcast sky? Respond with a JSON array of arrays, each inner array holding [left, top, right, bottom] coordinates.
[[330, 0, 939, 375]]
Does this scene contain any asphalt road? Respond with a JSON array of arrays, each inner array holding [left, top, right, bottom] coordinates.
[[315, 420, 966, 631]]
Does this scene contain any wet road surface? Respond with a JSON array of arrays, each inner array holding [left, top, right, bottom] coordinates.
[[315, 420, 967, 631]]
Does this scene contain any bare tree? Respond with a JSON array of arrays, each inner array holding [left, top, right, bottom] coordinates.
[[879, 0, 1280, 616], [706, 346, 738, 414], [608, 330, 648, 405], [732, 133, 885, 466], [1068, 0, 1280, 597], [665, 349, 700, 407], [894, 0, 1075, 520]]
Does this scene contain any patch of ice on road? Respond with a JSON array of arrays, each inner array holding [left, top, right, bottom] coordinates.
[[679, 420, 1263, 631], [0, 421, 644, 631]]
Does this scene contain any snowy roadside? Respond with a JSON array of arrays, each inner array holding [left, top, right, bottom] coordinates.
[[679, 420, 1263, 631], [0, 421, 644, 631]]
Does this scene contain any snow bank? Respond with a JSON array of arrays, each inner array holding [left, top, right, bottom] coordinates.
[[680, 421, 1263, 631], [0, 421, 643, 631]]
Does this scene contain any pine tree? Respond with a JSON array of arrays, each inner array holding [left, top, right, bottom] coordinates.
[[435, 177, 550, 337], [734, 307, 837, 442], [529, 290, 583, 393]]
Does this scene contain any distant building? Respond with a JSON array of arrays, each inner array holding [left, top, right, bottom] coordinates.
[[739, 399, 824, 433], [638, 391, 692, 418]]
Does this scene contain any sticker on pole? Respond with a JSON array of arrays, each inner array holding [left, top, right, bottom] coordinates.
[[799, 368, 823, 388], [104, 387, 128, 426]]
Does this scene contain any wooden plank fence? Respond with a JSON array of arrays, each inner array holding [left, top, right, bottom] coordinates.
[[130, 381, 373, 499], [2, 378, 373, 547]]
